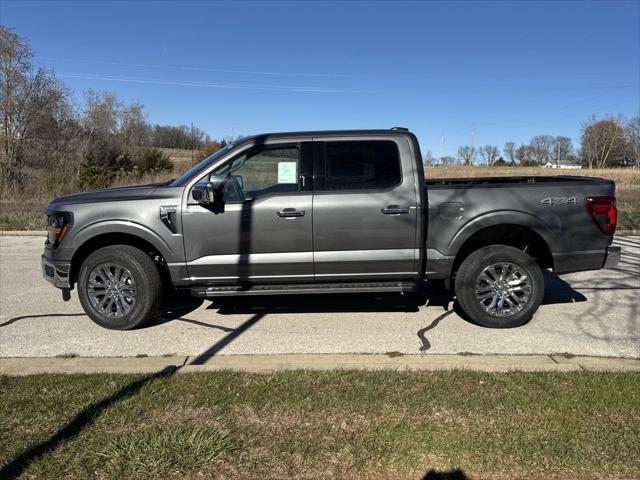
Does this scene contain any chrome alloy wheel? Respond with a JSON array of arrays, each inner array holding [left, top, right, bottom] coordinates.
[[474, 262, 532, 317], [87, 262, 137, 318]]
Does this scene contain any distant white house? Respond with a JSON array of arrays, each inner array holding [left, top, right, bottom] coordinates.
[[542, 162, 582, 169]]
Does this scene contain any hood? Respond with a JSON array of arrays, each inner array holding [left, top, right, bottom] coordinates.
[[47, 183, 161, 209]]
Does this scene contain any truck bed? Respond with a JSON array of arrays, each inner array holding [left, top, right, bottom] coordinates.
[[425, 175, 610, 188], [424, 174, 616, 277]]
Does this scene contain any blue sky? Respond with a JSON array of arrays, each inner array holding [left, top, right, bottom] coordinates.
[[2, 0, 638, 156]]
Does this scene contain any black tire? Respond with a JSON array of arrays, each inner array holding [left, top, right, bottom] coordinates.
[[454, 245, 544, 328], [78, 245, 162, 330]]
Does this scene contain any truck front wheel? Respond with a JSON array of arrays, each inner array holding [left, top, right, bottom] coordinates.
[[77, 245, 162, 330], [454, 245, 544, 328]]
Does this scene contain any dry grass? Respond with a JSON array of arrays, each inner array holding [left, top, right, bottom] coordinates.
[[2, 164, 638, 230], [158, 147, 197, 169]]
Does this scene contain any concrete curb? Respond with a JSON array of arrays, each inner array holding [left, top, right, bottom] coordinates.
[[2, 230, 640, 236], [1, 354, 638, 375]]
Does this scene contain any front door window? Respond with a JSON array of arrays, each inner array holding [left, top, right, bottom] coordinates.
[[211, 146, 300, 202]]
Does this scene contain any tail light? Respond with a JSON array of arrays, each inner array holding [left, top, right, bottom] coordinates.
[[585, 196, 617, 235]]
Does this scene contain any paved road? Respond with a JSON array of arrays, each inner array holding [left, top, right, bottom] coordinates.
[[1, 236, 638, 358]]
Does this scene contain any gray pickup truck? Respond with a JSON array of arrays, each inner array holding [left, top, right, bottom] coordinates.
[[42, 128, 620, 330]]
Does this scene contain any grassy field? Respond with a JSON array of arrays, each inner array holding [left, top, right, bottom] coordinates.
[[1, 370, 638, 479], [158, 147, 197, 169], [1, 164, 638, 230]]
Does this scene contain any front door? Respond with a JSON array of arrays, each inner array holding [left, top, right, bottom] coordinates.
[[182, 143, 313, 284], [312, 137, 419, 281]]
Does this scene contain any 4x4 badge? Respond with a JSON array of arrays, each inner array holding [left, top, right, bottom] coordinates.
[[540, 197, 577, 205]]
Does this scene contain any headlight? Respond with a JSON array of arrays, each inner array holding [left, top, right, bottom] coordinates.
[[46, 212, 72, 246]]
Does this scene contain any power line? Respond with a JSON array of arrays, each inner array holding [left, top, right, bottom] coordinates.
[[57, 72, 364, 93], [38, 56, 349, 78]]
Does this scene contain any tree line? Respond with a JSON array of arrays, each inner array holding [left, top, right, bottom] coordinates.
[[3, 25, 638, 198], [0, 27, 227, 193], [425, 116, 639, 168]]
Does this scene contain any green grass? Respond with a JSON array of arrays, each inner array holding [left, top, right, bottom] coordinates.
[[1, 370, 639, 479], [97, 425, 237, 477]]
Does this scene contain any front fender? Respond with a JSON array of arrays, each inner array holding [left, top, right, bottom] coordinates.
[[67, 220, 178, 262]]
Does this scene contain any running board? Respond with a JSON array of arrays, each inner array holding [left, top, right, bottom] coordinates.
[[190, 281, 417, 298]]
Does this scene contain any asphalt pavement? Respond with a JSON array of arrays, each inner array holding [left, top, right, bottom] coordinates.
[[1, 236, 638, 358]]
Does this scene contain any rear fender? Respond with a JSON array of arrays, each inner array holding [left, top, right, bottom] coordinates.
[[447, 210, 560, 255]]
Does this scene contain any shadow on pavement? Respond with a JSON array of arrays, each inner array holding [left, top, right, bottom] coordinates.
[[188, 312, 266, 364], [417, 309, 455, 352], [0, 313, 86, 328], [542, 274, 587, 304], [207, 291, 427, 315]]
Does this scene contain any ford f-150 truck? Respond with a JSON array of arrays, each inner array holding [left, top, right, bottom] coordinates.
[[42, 128, 621, 330]]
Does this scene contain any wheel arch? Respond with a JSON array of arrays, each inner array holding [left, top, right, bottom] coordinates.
[[69, 232, 169, 287], [451, 222, 554, 277]]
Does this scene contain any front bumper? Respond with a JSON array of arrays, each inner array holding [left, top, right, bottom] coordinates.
[[603, 246, 621, 269], [41, 255, 72, 289]]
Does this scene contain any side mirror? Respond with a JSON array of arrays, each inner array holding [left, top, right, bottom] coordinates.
[[210, 174, 228, 191], [191, 175, 229, 204], [191, 181, 216, 204]]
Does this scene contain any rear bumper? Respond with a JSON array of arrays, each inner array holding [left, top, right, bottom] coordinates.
[[604, 246, 621, 269], [41, 255, 72, 289]]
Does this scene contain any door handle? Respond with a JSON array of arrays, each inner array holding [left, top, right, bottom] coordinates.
[[277, 208, 305, 218], [382, 205, 410, 215]]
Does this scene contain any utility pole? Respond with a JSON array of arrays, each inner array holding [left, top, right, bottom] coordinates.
[[470, 122, 475, 166], [439, 135, 445, 165], [190, 122, 194, 164]]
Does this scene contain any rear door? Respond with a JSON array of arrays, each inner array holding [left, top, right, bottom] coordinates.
[[312, 136, 419, 281]]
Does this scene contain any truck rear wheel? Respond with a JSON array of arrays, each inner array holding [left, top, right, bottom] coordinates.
[[77, 245, 162, 330], [454, 245, 544, 328]]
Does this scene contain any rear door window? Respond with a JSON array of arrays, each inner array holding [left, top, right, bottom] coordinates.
[[323, 140, 401, 191]]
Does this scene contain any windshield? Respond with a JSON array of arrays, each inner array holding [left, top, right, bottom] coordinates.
[[169, 143, 236, 186]]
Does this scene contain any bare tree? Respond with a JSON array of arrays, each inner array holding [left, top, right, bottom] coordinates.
[[0, 26, 69, 183], [554, 136, 573, 166], [456, 145, 475, 166], [478, 144, 499, 166], [120, 101, 151, 153], [504, 141, 517, 164], [580, 114, 627, 168], [82, 90, 121, 138], [151, 124, 210, 149], [423, 149, 435, 166], [528, 135, 555, 165], [625, 116, 640, 167]]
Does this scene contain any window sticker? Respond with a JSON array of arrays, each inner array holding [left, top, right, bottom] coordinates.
[[277, 161, 297, 184]]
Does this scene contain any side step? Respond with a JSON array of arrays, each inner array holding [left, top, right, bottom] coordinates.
[[191, 281, 417, 298]]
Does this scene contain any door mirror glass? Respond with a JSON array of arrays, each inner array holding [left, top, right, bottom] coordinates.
[[209, 174, 228, 192], [191, 181, 216, 204]]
